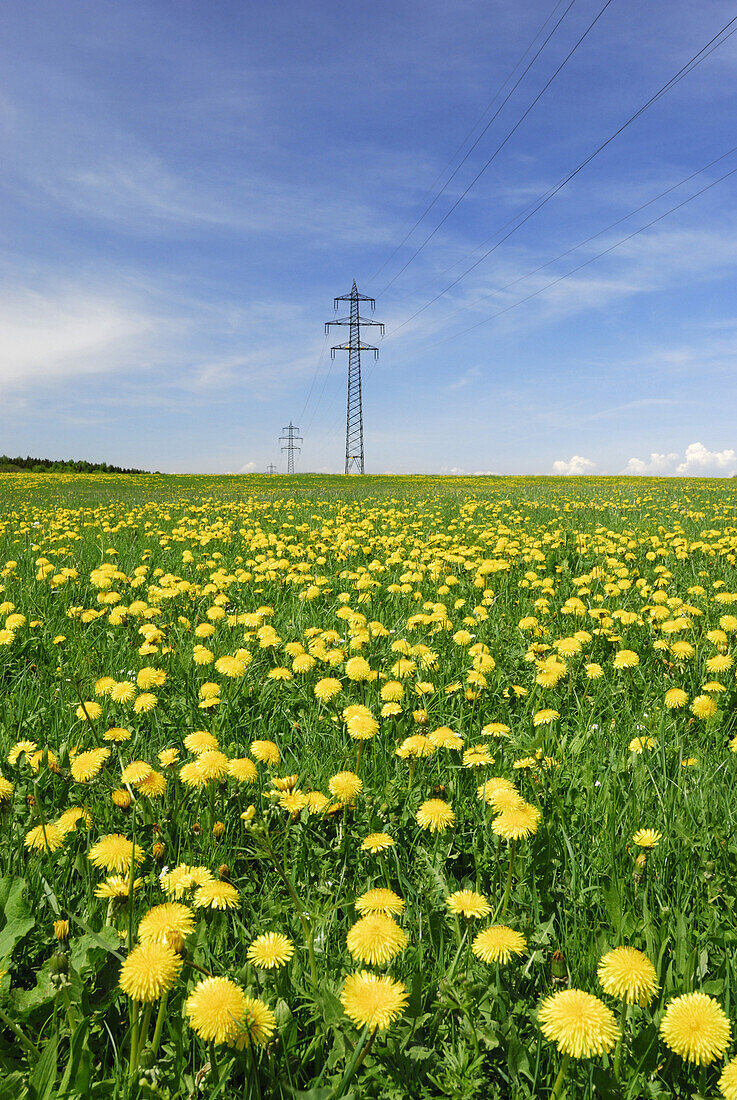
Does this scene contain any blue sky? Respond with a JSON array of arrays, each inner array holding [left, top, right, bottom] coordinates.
[[1, 0, 737, 475]]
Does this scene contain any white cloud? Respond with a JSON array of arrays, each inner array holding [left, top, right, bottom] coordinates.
[[238, 461, 256, 472], [676, 442, 737, 475], [621, 442, 737, 477], [552, 455, 595, 475], [622, 451, 679, 475]]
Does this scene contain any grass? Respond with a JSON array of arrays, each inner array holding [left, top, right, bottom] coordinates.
[[0, 471, 735, 1098]]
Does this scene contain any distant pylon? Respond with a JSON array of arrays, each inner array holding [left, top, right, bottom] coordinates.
[[325, 281, 384, 474], [266, 463, 277, 475], [279, 422, 302, 475]]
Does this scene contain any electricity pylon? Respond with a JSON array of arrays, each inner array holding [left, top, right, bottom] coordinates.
[[325, 281, 384, 474], [266, 463, 277, 475], [279, 422, 302, 475]]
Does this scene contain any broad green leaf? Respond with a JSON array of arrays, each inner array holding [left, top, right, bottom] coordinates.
[[0, 877, 34, 963]]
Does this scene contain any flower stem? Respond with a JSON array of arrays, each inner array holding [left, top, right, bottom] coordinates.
[[209, 1040, 220, 1085], [258, 834, 317, 986], [500, 839, 517, 919], [331, 1026, 376, 1099], [150, 991, 169, 1056], [614, 1000, 629, 1080], [128, 1001, 140, 1086], [551, 1053, 570, 1099]]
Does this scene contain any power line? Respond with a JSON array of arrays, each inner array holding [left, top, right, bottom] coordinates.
[[383, 12, 737, 341], [365, 0, 575, 287], [304, 356, 336, 435], [375, 0, 616, 299], [406, 143, 737, 335], [440, 160, 737, 342], [296, 332, 329, 425]]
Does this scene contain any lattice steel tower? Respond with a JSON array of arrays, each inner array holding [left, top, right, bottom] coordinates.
[[326, 281, 384, 474], [279, 422, 302, 475]]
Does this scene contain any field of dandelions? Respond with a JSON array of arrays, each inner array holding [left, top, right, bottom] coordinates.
[[2, 472, 737, 1099]]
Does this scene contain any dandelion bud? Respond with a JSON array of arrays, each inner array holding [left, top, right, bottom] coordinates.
[[551, 950, 568, 984], [49, 952, 70, 989], [191, 821, 202, 836], [112, 789, 132, 809], [212, 822, 225, 838], [218, 864, 230, 881], [27, 795, 36, 808], [152, 842, 165, 860]]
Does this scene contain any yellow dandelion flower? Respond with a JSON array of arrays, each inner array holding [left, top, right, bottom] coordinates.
[[345, 656, 372, 681], [446, 890, 491, 919], [110, 682, 136, 704], [347, 913, 408, 965], [340, 971, 408, 1031], [660, 992, 731, 1065], [472, 925, 527, 964], [70, 747, 110, 782], [8, 740, 38, 766], [104, 727, 132, 742], [416, 799, 454, 833], [251, 740, 281, 765], [462, 745, 494, 768], [597, 946, 659, 1006], [25, 823, 64, 853], [120, 761, 153, 786], [492, 801, 542, 841], [138, 903, 195, 952], [690, 695, 717, 719], [329, 771, 362, 804], [94, 875, 143, 898], [632, 829, 661, 849], [88, 833, 144, 872], [76, 701, 103, 721], [314, 677, 342, 702], [118, 941, 182, 1002], [186, 979, 275, 1050], [184, 731, 219, 754], [361, 833, 395, 853], [719, 1056, 737, 1100], [355, 888, 405, 915], [133, 692, 157, 714], [247, 932, 294, 969], [160, 864, 214, 899], [533, 709, 559, 727], [192, 881, 240, 910], [137, 770, 167, 797], [396, 735, 434, 759], [194, 750, 229, 780], [539, 988, 620, 1058]]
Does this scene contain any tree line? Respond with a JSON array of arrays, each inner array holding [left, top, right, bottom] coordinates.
[[0, 455, 149, 473]]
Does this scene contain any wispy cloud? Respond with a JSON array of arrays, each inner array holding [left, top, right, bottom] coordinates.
[[0, 285, 157, 390]]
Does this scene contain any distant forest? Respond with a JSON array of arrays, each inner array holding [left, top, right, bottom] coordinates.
[[0, 455, 149, 474]]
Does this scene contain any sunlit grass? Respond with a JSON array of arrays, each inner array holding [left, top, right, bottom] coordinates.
[[0, 471, 736, 1098]]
